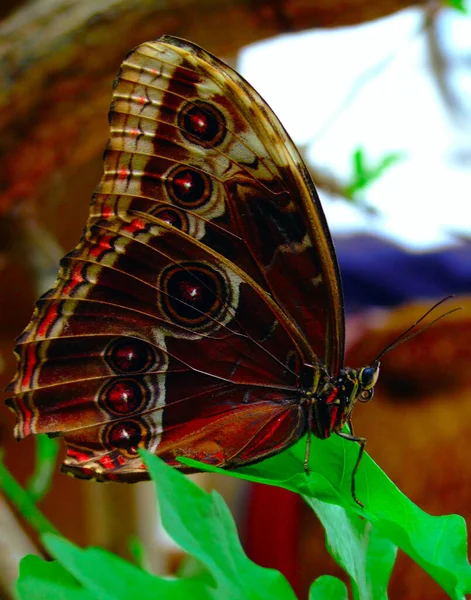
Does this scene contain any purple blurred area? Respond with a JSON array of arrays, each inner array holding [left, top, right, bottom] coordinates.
[[335, 235, 471, 311]]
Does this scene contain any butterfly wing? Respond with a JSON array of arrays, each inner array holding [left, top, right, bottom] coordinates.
[[7, 36, 344, 480]]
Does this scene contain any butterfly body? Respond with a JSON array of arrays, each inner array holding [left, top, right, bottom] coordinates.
[[6, 36, 379, 490]]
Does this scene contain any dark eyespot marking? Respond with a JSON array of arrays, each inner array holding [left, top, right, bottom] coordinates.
[[159, 262, 229, 328], [103, 419, 150, 457], [167, 166, 212, 208], [151, 206, 189, 232], [105, 338, 156, 374], [178, 100, 226, 146], [98, 378, 151, 416]]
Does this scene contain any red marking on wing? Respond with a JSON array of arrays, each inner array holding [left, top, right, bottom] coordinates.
[[118, 167, 130, 180], [190, 113, 207, 133], [122, 218, 146, 235], [21, 344, 37, 389], [62, 264, 84, 296], [37, 303, 59, 337], [67, 448, 90, 463], [101, 204, 113, 218], [98, 456, 114, 470], [16, 397, 33, 436], [90, 235, 113, 259]]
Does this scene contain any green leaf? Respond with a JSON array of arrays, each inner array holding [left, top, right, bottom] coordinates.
[[127, 534, 151, 572], [179, 434, 471, 599], [309, 575, 348, 600], [443, 0, 468, 13], [9, 424, 471, 599], [16, 454, 298, 600], [0, 458, 59, 536], [141, 450, 297, 600], [364, 525, 397, 599], [27, 435, 59, 502], [306, 500, 396, 600], [353, 148, 367, 179], [17, 554, 95, 600], [42, 534, 211, 600], [343, 147, 404, 203]]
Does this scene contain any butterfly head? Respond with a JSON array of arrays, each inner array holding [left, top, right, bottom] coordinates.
[[317, 360, 380, 436], [339, 359, 380, 415], [356, 360, 381, 403]]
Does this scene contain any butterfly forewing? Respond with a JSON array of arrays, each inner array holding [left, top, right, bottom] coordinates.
[[7, 36, 344, 481]]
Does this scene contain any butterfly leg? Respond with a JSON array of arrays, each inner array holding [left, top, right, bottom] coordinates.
[[347, 417, 355, 436], [336, 430, 367, 508], [304, 398, 314, 474]]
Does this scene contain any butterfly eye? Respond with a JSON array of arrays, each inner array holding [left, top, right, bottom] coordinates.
[[360, 366, 378, 389]]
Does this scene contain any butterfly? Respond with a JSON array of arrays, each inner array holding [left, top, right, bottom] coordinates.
[[6, 35, 380, 505]]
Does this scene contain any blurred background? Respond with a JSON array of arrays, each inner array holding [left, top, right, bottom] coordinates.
[[0, 1, 470, 599]]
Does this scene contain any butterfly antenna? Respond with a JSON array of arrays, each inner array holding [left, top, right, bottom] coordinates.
[[373, 295, 461, 363]]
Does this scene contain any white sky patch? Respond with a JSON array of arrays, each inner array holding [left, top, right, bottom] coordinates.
[[238, 8, 471, 250]]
